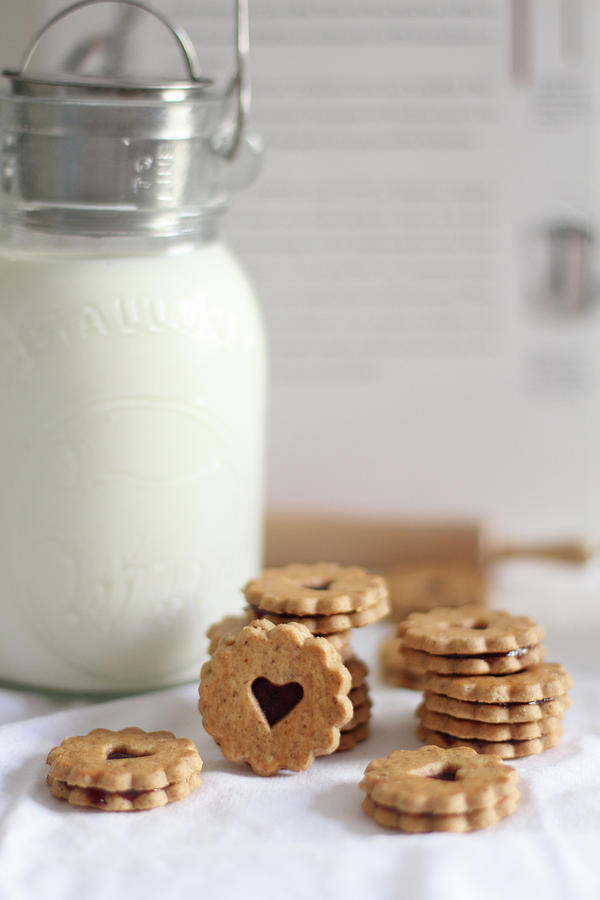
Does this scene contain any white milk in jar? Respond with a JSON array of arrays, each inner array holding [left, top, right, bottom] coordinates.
[[0, 1, 266, 691]]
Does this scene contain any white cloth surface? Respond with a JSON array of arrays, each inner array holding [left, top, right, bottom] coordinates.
[[0, 561, 599, 900]]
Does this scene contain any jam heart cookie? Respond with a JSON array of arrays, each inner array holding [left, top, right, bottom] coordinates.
[[360, 745, 519, 832], [46, 727, 203, 811], [198, 619, 353, 776], [243, 563, 388, 616]]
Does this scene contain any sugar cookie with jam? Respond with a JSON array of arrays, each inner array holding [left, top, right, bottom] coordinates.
[[243, 562, 389, 617], [422, 690, 572, 725], [397, 605, 545, 675], [360, 745, 519, 832], [415, 701, 564, 742], [399, 605, 544, 655], [46, 727, 202, 811], [198, 619, 352, 776], [422, 662, 573, 704], [416, 723, 563, 759], [380, 633, 428, 690]]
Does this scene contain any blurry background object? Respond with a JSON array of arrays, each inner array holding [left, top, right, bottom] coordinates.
[[528, 221, 595, 318], [25, 0, 600, 554]]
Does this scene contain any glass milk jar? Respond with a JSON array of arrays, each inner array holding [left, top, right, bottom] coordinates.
[[0, 1, 266, 692]]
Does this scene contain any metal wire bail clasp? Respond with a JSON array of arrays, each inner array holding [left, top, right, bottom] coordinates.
[[2, 0, 253, 162]]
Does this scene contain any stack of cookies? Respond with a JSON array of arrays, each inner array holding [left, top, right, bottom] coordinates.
[[380, 633, 427, 691], [46, 727, 203, 811], [397, 605, 573, 758], [360, 745, 520, 833], [243, 563, 389, 752], [380, 563, 486, 688]]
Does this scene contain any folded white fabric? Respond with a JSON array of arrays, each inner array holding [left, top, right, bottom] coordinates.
[[0, 563, 598, 900]]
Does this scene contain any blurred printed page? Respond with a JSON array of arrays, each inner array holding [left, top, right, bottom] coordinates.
[[35, 0, 600, 542]]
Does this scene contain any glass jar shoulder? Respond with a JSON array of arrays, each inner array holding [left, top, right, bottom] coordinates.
[[0, 236, 258, 306]]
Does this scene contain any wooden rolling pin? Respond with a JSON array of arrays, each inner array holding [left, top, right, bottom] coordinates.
[[265, 513, 593, 568]]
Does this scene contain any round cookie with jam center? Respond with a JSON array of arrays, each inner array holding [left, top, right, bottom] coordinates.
[[249, 598, 389, 634], [416, 723, 563, 759], [360, 745, 519, 816], [399, 605, 544, 655], [422, 662, 573, 703], [401, 643, 546, 676], [422, 690, 572, 724], [46, 727, 203, 811], [362, 793, 518, 833], [244, 563, 389, 616], [416, 702, 564, 742], [380, 633, 428, 690]]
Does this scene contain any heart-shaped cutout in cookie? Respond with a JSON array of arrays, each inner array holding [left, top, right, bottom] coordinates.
[[251, 677, 304, 727]]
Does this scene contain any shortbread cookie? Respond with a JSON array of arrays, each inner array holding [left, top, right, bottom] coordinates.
[[416, 703, 563, 741], [399, 605, 544, 655], [244, 563, 388, 616], [423, 662, 573, 703], [46, 727, 203, 811], [402, 643, 546, 676], [416, 723, 563, 758], [342, 700, 372, 732], [362, 793, 518, 833], [199, 620, 352, 776], [247, 609, 354, 659], [360, 745, 518, 815], [349, 684, 369, 706], [338, 722, 370, 752], [423, 690, 572, 724], [344, 656, 369, 690], [207, 613, 252, 656], [384, 667, 428, 691], [323, 630, 353, 657], [47, 772, 202, 811], [386, 563, 486, 621], [380, 634, 427, 690], [250, 596, 389, 634]]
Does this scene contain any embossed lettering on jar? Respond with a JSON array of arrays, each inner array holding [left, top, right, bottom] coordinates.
[[0, 0, 266, 692]]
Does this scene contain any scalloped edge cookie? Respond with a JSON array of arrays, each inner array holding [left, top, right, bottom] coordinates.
[[199, 620, 352, 776]]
